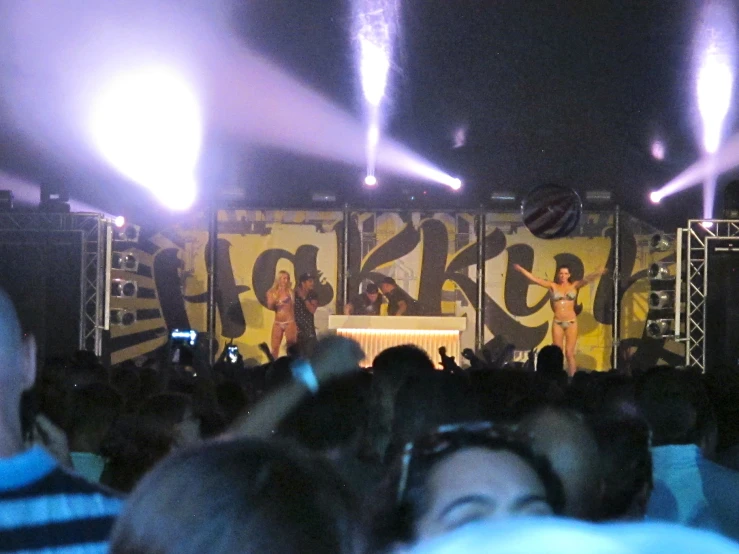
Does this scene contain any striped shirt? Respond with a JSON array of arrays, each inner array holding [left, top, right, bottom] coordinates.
[[0, 447, 122, 553]]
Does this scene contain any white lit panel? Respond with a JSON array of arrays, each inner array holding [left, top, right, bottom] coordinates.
[[328, 316, 467, 367]]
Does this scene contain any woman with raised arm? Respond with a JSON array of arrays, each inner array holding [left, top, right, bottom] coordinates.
[[513, 264, 605, 377], [265, 270, 297, 359]]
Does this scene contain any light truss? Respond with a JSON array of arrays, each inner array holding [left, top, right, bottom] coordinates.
[[0, 212, 110, 356], [685, 219, 739, 371]]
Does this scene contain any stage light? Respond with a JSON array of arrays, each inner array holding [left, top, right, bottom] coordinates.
[[110, 309, 137, 327], [489, 191, 517, 204], [111, 279, 138, 298], [311, 192, 337, 203], [113, 215, 125, 228], [89, 66, 202, 211], [112, 252, 139, 272], [649, 233, 674, 252], [649, 291, 675, 310], [114, 223, 140, 243], [585, 190, 613, 204], [646, 319, 674, 339], [39, 184, 71, 213], [650, 191, 662, 204], [364, 175, 378, 186], [701, 220, 714, 229], [648, 262, 674, 281], [450, 178, 462, 191], [0, 191, 14, 212]]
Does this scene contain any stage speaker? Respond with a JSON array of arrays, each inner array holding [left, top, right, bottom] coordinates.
[[706, 245, 739, 371], [0, 231, 82, 362]]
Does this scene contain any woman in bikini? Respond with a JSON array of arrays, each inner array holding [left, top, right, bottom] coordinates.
[[513, 264, 606, 377], [265, 270, 297, 359]]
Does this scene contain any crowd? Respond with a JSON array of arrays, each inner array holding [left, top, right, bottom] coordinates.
[[2, 287, 739, 553]]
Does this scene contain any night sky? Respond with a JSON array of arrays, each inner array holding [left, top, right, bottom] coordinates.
[[1, 0, 737, 229]]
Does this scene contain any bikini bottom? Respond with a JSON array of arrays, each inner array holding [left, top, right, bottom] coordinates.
[[553, 319, 576, 330], [274, 320, 294, 331]]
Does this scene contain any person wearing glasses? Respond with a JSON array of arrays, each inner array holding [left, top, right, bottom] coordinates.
[[512, 264, 606, 376], [373, 422, 564, 548]]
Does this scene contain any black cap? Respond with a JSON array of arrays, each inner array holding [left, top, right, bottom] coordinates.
[[365, 283, 379, 294], [298, 272, 316, 283]]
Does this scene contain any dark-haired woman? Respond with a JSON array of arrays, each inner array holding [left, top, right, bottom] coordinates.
[[513, 264, 605, 376], [373, 422, 564, 548]]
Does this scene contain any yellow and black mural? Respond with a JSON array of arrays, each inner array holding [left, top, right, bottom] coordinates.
[[108, 209, 684, 370]]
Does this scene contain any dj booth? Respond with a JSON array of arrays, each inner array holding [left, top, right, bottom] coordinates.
[[328, 315, 467, 367]]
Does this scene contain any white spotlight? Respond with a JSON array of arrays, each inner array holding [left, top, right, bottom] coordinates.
[[701, 220, 714, 228], [90, 66, 202, 211], [113, 215, 126, 228], [450, 178, 462, 191], [364, 175, 378, 186], [650, 191, 662, 204]]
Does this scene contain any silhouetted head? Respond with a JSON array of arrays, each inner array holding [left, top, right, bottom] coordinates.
[[110, 439, 365, 554]]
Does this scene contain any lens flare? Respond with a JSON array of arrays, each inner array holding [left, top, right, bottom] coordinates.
[[695, 1, 736, 155], [651, 139, 666, 161], [90, 66, 202, 210]]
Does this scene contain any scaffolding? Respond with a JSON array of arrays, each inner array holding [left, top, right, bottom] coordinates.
[[685, 219, 739, 371], [0, 212, 110, 356]]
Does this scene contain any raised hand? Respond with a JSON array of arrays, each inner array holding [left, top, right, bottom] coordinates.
[[309, 335, 365, 382]]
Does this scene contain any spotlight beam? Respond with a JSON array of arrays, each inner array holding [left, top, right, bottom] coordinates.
[[206, 41, 459, 188], [0, 170, 112, 215], [4, 2, 460, 192], [652, 130, 739, 201]]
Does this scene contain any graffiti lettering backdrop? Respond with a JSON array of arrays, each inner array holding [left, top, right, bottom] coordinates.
[[107, 209, 683, 370]]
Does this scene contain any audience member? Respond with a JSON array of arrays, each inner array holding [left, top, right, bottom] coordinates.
[[590, 418, 652, 521], [277, 372, 382, 495], [362, 345, 437, 462], [518, 406, 603, 520], [0, 288, 122, 552], [635, 367, 739, 539], [67, 383, 124, 482], [109, 439, 366, 554], [373, 422, 564, 549], [406, 518, 739, 554]]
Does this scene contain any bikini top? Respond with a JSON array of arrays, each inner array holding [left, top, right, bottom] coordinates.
[[550, 289, 577, 301], [275, 294, 292, 310]]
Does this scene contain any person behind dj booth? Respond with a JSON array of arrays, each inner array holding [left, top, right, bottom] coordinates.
[[344, 283, 383, 315], [294, 272, 320, 356], [379, 277, 421, 316]]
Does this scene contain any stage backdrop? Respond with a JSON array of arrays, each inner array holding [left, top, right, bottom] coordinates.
[[107, 209, 683, 370]]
